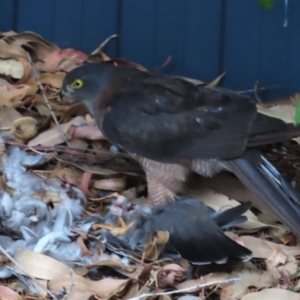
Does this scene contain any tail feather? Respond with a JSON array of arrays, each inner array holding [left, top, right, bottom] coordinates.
[[210, 201, 251, 229], [223, 149, 300, 237], [248, 123, 300, 147]]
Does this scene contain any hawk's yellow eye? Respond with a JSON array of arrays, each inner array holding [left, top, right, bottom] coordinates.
[[72, 79, 83, 89]]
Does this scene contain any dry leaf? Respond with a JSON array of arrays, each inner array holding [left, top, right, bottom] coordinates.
[[48, 273, 131, 299], [51, 167, 83, 185], [0, 107, 22, 129], [10, 116, 38, 140], [34, 103, 52, 118], [0, 285, 23, 300], [93, 177, 126, 191], [4, 31, 58, 49], [76, 235, 93, 256], [121, 187, 138, 201], [267, 254, 298, 279], [104, 58, 148, 72], [241, 288, 300, 300], [191, 174, 271, 215], [33, 190, 61, 204], [35, 48, 88, 72], [15, 57, 32, 83], [191, 187, 270, 230], [67, 124, 105, 140], [28, 116, 86, 146], [0, 78, 38, 107], [60, 103, 89, 122], [266, 249, 287, 267], [1, 31, 17, 36], [176, 272, 232, 292], [100, 51, 111, 61], [0, 58, 32, 83], [3, 31, 59, 61], [157, 264, 187, 288], [87, 258, 143, 279], [57, 159, 122, 176], [0, 39, 28, 59], [68, 138, 89, 149], [177, 296, 200, 300], [14, 248, 73, 280], [143, 231, 170, 261], [230, 235, 300, 259], [78, 171, 92, 196], [257, 102, 300, 144], [206, 72, 226, 88], [39, 72, 66, 89], [28, 279, 48, 299], [220, 262, 277, 300], [175, 76, 205, 86], [257, 103, 295, 124], [122, 281, 140, 299]]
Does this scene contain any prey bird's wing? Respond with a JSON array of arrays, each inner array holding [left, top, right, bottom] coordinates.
[[100, 74, 257, 163], [104, 199, 252, 265]]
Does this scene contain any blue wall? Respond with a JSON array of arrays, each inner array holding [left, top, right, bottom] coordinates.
[[1, 0, 299, 100]]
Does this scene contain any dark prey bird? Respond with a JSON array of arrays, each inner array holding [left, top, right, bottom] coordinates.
[[104, 198, 252, 265], [61, 62, 300, 238]]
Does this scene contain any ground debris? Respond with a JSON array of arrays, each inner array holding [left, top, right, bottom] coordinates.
[[1, 31, 300, 300]]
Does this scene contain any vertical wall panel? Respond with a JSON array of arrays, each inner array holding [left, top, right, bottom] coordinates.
[[288, 0, 300, 97], [10, 0, 118, 55], [222, 0, 262, 94], [16, 0, 55, 41], [0, 0, 15, 31], [183, 0, 222, 81], [1, 0, 300, 99], [53, 0, 118, 54], [120, 0, 157, 68], [53, 0, 83, 50], [154, 0, 187, 74], [120, 0, 221, 79], [81, 0, 118, 55], [258, 0, 291, 100]]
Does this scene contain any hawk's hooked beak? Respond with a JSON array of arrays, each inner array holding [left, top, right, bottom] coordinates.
[[59, 89, 68, 99], [60, 85, 74, 103]]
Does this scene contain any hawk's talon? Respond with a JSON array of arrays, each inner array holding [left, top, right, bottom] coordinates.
[[93, 217, 133, 236]]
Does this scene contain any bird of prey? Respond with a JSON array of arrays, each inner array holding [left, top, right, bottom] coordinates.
[[61, 62, 300, 238]]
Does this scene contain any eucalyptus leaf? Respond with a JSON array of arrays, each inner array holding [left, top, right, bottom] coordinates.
[[294, 99, 300, 125], [257, 0, 275, 10]]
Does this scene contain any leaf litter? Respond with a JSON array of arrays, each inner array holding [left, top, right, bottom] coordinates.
[[0, 31, 300, 300]]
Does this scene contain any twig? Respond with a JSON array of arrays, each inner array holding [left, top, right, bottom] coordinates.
[[5, 141, 130, 158], [62, 271, 75, 300], [151, 56, 172, 73], [90, 34, 118, 55], [237, 85, 279, 95], [202, 282, 221, 299], [238, 86, 276, 94], [26, 52, 70, 146], [254, 80, 264, 105], [128, 277, 240, 300], [0, 244, 58, 299]]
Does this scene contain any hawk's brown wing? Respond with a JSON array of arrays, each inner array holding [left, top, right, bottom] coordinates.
[[100, 74, 257, 163]]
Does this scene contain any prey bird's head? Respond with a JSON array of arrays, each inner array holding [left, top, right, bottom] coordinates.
[[61, 62, 116, 115]]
